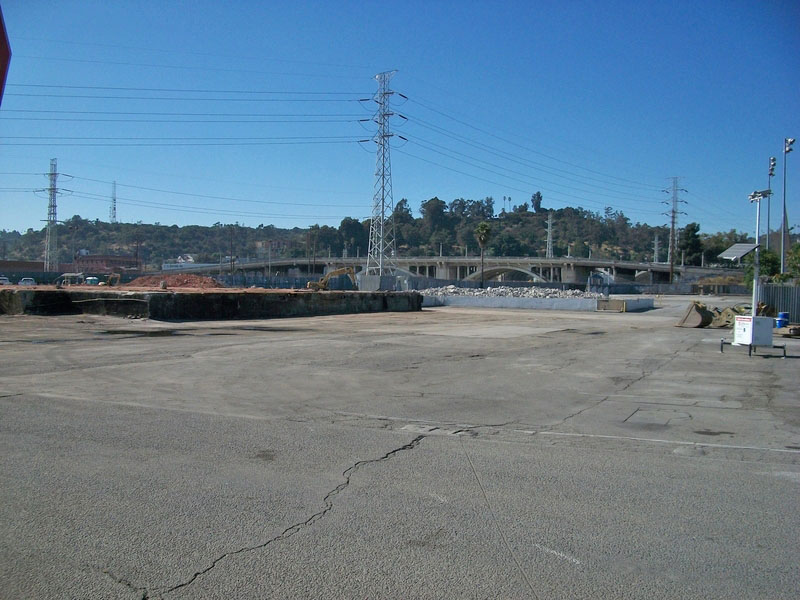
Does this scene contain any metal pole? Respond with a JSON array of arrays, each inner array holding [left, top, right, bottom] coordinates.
[[766, 174, 771, 251], [781, 139, 794, 273], [752, 194, 761, 317]]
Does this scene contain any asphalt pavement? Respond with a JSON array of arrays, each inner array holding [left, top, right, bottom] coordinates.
[[1, 295, 798, 599]]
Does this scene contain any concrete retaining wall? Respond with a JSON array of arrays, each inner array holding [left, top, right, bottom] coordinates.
[[0, 289, 422, 320], [422, 295, 654, 312], [422, 295, 598, 311]]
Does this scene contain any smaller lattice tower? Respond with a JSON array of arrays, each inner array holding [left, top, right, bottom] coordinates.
[[44, 158, 59, 272], [110, 180, 117, 223]]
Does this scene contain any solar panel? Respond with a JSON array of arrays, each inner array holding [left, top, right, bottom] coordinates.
[[718, 243, 757, 260]]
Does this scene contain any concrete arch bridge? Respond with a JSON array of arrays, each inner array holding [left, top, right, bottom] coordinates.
[[167, 255, 735, 284]]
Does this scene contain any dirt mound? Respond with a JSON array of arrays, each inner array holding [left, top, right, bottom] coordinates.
[[126, 274, 225, 289]]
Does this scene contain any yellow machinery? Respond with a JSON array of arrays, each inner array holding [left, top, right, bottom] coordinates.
[[306, 267, 357, 291]]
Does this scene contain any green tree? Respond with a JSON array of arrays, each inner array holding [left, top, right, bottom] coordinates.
[[679, 222, 703, 265], [474, 221, 492, 287], [338, 217, 368, 258], [490, 231, 527, 256], [420, 197, 448, 238], [743, 248, 780, 288], [393, 198, 414, 225], [785, 242, 800, 278], [531, 191, 543, 213], [700, 229, 749, 264]]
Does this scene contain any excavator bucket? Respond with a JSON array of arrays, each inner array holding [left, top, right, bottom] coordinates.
[[710, 305, 748, 328], [676, 301, 714, 328]]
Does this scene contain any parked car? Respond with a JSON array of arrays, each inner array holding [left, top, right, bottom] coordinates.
[[0, 276, 10, 285], [18, 277, 36, 286]]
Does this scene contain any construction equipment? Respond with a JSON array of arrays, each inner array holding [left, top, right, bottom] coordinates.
[[306, 267, 357, 291], [676, 301, 714, 328], [54, 272, 85, 288], [106, 273, 121, 286], [677, 301, 773, 329]]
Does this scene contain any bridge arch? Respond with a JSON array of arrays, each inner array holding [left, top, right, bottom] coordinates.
[[463, 265, 549, 283]]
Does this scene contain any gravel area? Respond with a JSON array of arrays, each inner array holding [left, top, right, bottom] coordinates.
[[419, 284, 601, 299]]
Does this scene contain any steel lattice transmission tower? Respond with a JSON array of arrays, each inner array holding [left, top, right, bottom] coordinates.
[[366, 70, 398, 275], [662, 176, 687, 283], [110, 180, 117, 223], [44, 158, 59, 272]]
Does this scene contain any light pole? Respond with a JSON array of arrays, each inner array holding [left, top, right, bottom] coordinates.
[[750, 189, 771, 316], [782, 138, 794, 273], [767, 157, 776, 250]]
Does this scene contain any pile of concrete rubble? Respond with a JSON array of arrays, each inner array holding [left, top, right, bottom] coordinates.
[[419, 285, 601, 299]]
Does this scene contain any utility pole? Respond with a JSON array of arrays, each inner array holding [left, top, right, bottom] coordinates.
[[546, 211, 553, 258], [662, 177, 687, 283], [44, 158, 59, 272], [110, 180, 117, 224], [366, 70, 398, 276]]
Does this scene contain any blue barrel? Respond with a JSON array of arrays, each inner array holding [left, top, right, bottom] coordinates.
[[776, 312, 789, 328]]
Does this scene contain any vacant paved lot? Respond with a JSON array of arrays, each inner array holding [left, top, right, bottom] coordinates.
[[1, 297, 798, 599]]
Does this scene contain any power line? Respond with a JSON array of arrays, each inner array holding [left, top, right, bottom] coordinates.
[[2, 115, 362, 124], [8, 83, 368, 95], [403, 112, 664, 197], [63, 190, 366, 221], [404, 95, 663, 190], [65, 175, 367, 208], [13, 36, 373, 70], [4, 139, 363, 147], [3, 109, 365, 116], [406, 134, 664, 207], [14, 54, 370, 80], [6, 92, 364, 102], [394, 147, 662, 216], [7, 135, 361, 141]]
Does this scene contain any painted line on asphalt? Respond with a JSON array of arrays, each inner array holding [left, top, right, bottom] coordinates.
[[532, 544, 581, 566], [538, 431, 800, 454]]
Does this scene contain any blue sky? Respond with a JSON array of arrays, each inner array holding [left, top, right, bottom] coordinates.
[[1, 0, 798, 239]]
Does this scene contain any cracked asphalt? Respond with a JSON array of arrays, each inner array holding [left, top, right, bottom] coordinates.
[[1, 296, 799, 599]]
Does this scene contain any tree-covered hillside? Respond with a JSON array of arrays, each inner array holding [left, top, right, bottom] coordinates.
[[0, 193, 772, 269]]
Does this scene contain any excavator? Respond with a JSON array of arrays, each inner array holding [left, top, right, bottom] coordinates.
[[306, 267, 357, 291], [98, 273, 121, 286]]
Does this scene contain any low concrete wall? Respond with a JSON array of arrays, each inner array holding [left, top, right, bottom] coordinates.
[[0, 289, 422, 320], [422, 295, 654, 312], [422, 295, 598, 311], [596, 298, 655, 312]]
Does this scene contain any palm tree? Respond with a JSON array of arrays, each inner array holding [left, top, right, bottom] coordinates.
[[474, 221, 492, 288]]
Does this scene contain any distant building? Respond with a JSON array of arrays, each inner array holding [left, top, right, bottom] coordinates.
[[73, 254, 140, 274], [0, 260, 52, 273]]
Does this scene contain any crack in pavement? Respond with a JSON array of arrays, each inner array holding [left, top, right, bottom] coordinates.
[[544, 343, 692, 431], [99, 567, 149, 600], [158, 434, 426, 597]]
